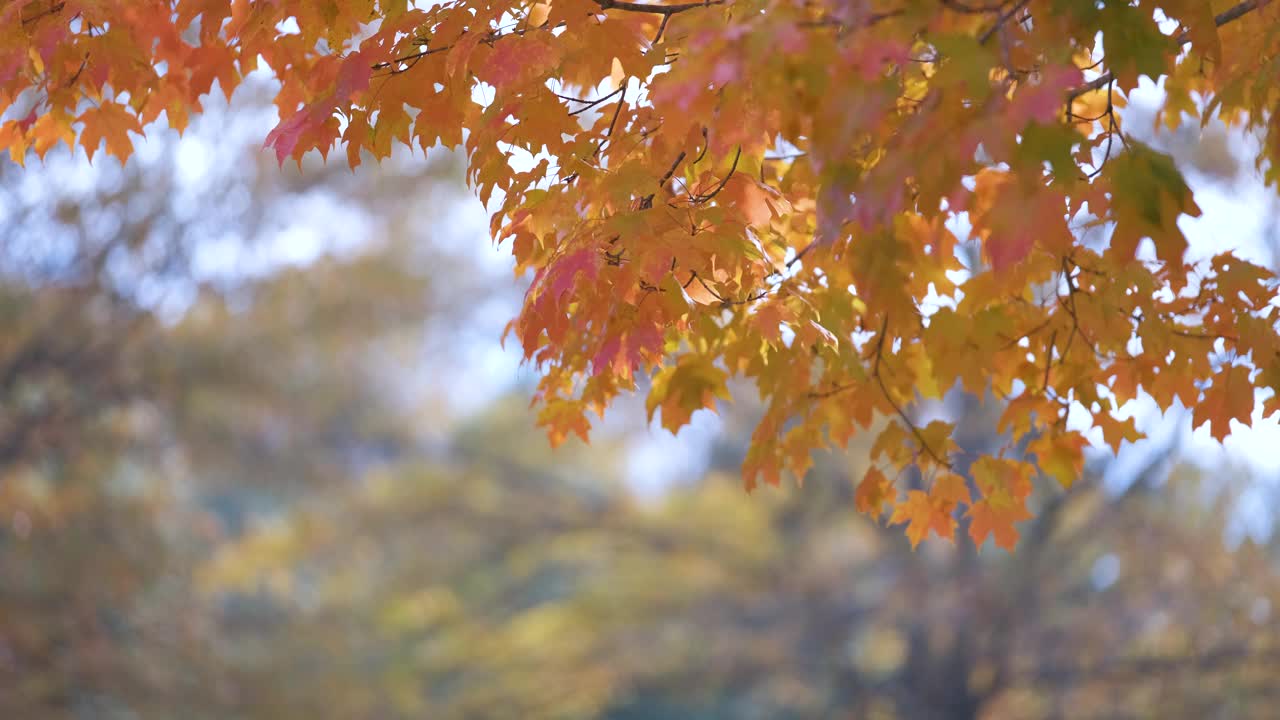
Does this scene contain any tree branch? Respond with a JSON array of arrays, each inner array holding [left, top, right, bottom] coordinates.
[[871, 315, 954, 470], [1066, 0, 1273, 101], [594, 0, 726, 15], [978, 0, 1031, 45]]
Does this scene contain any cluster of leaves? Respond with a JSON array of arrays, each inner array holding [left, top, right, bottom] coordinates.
[[4, 0, 1280, 548]]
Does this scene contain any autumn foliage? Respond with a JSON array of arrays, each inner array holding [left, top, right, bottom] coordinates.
[[4, 0, 1280, 549]]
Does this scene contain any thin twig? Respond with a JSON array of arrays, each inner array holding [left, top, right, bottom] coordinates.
[[871, 315, 953, 469], [594, 0, 726, 16], [1065, 0, 1272, 101], [692, 146, 741, 203], [978, 0, 1031, 45]]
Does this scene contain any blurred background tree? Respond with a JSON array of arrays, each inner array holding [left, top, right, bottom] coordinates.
[[201, 400, 1280, 719], [0, 75, 498, 718], [1, 71, 1279, 720]]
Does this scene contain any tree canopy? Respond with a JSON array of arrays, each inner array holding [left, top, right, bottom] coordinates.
[[3, 0, 1280, 548]]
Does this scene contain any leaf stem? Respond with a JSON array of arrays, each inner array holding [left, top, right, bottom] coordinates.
[[871, 315, 954, 470]]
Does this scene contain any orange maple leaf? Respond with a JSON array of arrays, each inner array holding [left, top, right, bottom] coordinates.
[[854, 467, 894, 516], [1193, 365, 1255, 442], [968, 497, 1033, 551]]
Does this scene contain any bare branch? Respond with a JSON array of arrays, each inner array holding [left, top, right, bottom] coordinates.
[[1065, 0, 1273, 101], [594, 0, 726, 16]]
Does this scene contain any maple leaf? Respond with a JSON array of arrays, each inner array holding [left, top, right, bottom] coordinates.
[[968, 497, 1033, 552], [262, 107, 326, 167], [1193, 365, 1256, 443], [889, 472, 971, 549], [264, 52, 373, 165], [592, 321, 663, 379], [931, 472, 972, 508], [1261, 356, 1280, 420], [480, 37, 561, 89], [1107, 141, 1201, 265], [1094, 413, 1144, 455], [967, 457, 1034, 550], [1027, 431, 1088, 490], [646, 355, 730, 435], [890, 491, 942, 549], [78, 103, 141, 164], [970, 169, 1072, 271], [750, 302, 788, 346], [854, 466, 894, 516], [538, 398, 593, 448], [1097, 3, 1172, 89]]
